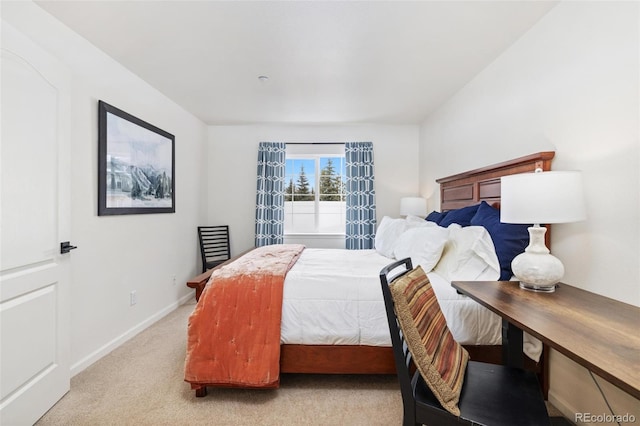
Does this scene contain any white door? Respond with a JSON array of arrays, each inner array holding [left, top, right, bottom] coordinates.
[[0, 22, 71, 425]]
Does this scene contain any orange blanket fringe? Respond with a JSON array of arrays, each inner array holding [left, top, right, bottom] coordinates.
[[184, 244, 304, 388]]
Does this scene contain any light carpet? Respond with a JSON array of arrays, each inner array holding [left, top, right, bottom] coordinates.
[[36, 300, 403, 425]]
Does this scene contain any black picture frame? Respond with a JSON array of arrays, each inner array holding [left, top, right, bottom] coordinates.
[[98, 101, 175, 215]]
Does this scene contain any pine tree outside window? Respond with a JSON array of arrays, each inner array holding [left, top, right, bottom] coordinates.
[[284, 144, 346, 235]]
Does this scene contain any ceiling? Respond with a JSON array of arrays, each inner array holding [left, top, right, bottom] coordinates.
[[36, 1, 558, 125]]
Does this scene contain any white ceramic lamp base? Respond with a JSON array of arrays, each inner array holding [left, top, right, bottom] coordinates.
[[511, 226, 564, 293]]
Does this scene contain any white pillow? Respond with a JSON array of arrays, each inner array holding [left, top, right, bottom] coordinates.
[[374, 216, 408, 258], [393, 226, 450, 272], [433, 225, 500, 282], [405, 215, 438, 229]]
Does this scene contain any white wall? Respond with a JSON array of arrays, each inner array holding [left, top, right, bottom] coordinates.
[[2, 2, 208, 374], [5, 1, 637, 420], [208, 125, 420, 252], [418, 1, 639, 423]]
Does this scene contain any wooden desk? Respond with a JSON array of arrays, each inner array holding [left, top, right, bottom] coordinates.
[[451, 281, 640, 400]]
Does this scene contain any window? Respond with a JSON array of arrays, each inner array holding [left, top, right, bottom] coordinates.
[[284, 144, 346, 234]]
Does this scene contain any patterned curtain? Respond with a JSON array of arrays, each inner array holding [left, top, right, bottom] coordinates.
[[255, 142, 286, 247], [345, 142, 376, 249]]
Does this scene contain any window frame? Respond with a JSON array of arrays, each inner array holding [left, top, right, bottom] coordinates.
[[284, 144, 346, 236]]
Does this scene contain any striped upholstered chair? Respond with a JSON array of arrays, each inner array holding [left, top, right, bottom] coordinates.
[[379, 257, 550, 426]]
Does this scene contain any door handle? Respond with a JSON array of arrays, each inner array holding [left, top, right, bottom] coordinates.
[[60, 241, 78, 254]]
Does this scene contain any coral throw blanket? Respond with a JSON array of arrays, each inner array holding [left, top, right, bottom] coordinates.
[[184, 244, 305, 389]]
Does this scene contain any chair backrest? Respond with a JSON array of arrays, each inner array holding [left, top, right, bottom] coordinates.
[[379, 258, 418, 420], [198, 226, 231, 272]]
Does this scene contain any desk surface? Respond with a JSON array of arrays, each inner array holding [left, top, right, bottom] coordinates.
[[451, 281, 640, 399]]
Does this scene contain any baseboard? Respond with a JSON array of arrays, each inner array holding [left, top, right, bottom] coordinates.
[[70, 292, 193, 377], [550, 417, 574, 426], [549, 389, 580, 426]]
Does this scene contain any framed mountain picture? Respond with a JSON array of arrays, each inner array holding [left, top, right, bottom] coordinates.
[[98, 101, 175, 215]]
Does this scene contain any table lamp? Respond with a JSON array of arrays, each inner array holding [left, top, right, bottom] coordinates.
[[500, 170, 586, 292], [400, 197, 427, 217]]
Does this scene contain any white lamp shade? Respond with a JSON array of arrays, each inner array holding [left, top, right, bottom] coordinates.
[[500, 171, 586, 224], [400, 197, 427, 217]]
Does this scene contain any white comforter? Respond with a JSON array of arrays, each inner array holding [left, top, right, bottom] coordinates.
[[280, 248, 541, 361]]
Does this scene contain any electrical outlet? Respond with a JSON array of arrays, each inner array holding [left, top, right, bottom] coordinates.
[[130, 290, 137, 306]]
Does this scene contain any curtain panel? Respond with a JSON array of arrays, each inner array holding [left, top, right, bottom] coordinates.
[[255, 142, 286, 247], [345, 142, 376, 249]]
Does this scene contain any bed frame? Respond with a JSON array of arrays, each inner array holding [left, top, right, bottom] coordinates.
[[186, 151, 554, 397]]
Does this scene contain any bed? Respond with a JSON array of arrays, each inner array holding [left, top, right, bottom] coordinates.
[[185, 151, 554, 397]]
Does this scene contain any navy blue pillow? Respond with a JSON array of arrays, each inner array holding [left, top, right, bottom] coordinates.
[[438, 203, 480, 227], [470, 201, 531, 280], [425, 210, 448, 224]]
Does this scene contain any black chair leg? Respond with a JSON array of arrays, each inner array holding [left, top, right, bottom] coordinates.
[[402, 406, 416, 426]]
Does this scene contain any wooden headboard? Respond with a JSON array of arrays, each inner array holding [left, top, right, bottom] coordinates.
[[436, 152, 555, 211]]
